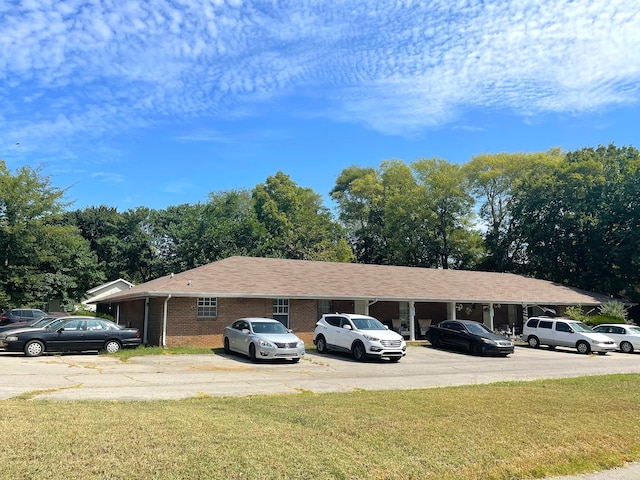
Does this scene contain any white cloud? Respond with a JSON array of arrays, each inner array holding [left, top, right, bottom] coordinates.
[[0, 0, 638, 144], [90, 171, 125, 183]]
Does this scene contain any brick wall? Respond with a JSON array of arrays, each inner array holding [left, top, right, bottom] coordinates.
[[117, 296, 321, 348], [114, 296, 526, 348]]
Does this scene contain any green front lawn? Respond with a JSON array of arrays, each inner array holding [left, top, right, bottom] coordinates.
[[2, 374, 640, 479]]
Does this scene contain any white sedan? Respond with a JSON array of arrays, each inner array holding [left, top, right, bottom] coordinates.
[[592, 324, 640, 353], [223, 318, 305, 363]]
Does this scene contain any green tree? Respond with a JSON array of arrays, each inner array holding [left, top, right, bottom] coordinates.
[[67, 205, 128, 281], [0, 162, 102, 308], [506, 144, 640, 300], [201, 190, 262, 260], [253, 171, 353, 261], [118, 207, 163, 283], [331, 165, 386, 264], [149, 191, 263, 274], [332, 159, 483, 268], [463, 149, 563, 271], [412, 158, 483, 269]]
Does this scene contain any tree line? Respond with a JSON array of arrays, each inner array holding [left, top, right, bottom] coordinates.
[[1, 143, 638, 310]]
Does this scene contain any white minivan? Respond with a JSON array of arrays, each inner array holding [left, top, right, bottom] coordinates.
[[522, 317, 617, 354]]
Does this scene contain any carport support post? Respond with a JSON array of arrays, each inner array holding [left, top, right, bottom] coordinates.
[[448, 302, 457, 320], [489, 303, 495, 330], [409, 301, 416, 341]]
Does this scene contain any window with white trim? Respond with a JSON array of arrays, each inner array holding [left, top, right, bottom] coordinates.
[[272, 298, 289, 315], [197, 297, 217, 318], [272, 298, 289, 327]]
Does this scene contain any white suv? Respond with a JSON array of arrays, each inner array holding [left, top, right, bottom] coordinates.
[[522, 317, 617, 354], [313, 313, 406, 362]]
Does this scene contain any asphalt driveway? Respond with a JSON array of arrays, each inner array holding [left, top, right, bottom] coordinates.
[[3, 344, 640, 401]]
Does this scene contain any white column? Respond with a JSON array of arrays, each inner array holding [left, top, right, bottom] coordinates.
[[409, 301, 416, 341]]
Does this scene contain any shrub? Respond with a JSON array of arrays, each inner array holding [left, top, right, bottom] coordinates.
[[597, 300, 628, 322], [583, 314, 625, 327], [566, 301, 629, 326], [564, 305, 592, 322]]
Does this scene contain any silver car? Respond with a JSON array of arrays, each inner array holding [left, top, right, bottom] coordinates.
[[223, 318, 305, 363], [592, 324, 640, 353]]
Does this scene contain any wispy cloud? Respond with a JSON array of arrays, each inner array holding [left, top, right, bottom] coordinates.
[[90, 171, 125, 183], [1, 0, 638, 145]]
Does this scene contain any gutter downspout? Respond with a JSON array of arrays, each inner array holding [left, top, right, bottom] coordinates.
[[162, 295, 172, 348]]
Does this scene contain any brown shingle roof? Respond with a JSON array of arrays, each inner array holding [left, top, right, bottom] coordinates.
[[98, 256, 612, 306]]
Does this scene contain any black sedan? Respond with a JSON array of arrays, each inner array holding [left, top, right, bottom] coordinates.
[[0, 316, 142, 356], [427, 319, 514, 356]]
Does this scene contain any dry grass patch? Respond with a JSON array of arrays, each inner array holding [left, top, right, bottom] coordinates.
[[1, 375, 640, 479]]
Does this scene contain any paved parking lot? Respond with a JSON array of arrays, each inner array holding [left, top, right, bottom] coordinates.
[[5, 345, 640, 479], [2, 344, 640, 401]]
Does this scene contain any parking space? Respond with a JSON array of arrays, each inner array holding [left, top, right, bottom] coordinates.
[[1, 345, 640, 401]]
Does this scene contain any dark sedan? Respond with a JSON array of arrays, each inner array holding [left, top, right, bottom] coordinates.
[[0, 308, 47, 326], [0, 316, 142, 357], [427, 319, 515, 356]]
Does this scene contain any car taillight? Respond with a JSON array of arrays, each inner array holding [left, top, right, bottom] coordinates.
[[135, 332, 141, 338]]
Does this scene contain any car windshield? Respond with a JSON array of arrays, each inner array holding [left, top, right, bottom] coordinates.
[[351, 318, 386, 330], [464, 322, 492, 335], [45, 318, 70, 331], [571, 322, 593, 332], [31, 317, 56, 327], [251, 322, 288, 334]]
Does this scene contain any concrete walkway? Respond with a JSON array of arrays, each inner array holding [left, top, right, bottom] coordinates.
[[547, 462, 640, 480]]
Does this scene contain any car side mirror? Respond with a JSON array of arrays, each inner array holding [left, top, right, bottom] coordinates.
[[241, 329, 250, 334], [287, 329, 293, 333], [343, 324, 352, 330]]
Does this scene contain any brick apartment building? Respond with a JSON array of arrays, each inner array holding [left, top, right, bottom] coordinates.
[[95, 256, 614, 348]]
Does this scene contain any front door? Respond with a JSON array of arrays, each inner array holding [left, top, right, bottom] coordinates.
[[47, 319, 86, 351], [553, 320, 576, 347]]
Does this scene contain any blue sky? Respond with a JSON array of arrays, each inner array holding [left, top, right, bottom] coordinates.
[[2, 0, 639, 211]]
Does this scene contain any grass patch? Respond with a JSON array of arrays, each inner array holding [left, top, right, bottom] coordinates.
[[105, 345, 217, 361], [2, 375, 640, 479]]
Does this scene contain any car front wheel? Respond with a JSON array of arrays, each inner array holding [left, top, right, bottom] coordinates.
[[223, 337, 231, 354], [469, 342, 482, 356], [352, 341, 367, 362], [25, 340, 45, 357], [104, 340, 121, 354], [527, 336, 540, 348], [576, 341, 591, 354], [249, 343, 258, 363], [620, 341, 634, 354]]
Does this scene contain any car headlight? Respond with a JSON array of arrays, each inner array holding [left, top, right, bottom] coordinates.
[[481, 338, 496, 345], [4, 335, 18, 342], [297, 341, 305, 348], [362, 334, 381, 342], [258, 339, 275, 348]]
